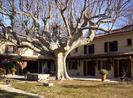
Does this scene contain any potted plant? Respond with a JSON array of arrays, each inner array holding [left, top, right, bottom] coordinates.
[[11, 68, 17, 75], [3, 60, 13, 74], [0, 68, 6, 77], [99, 69, 109, 82]]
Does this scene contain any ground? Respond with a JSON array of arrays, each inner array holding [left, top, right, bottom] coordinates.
[[0, 76, 133, 98], [0, 90, 39, 98]]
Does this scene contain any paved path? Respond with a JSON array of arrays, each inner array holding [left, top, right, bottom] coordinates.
[[0, 84, 44, 98], [72, 77, 119, 83]]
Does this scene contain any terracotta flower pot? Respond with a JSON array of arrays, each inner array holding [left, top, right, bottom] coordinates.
[[101, 74, 106, 82], [11, 68, 17, 75], [12, 71, 15, 75]]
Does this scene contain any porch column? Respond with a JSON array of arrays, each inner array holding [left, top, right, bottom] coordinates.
[[95, 60, 100, 78], [109, 58, 114, 79]]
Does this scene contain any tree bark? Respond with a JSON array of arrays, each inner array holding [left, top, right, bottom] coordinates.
[[56, 52, 71, 80]]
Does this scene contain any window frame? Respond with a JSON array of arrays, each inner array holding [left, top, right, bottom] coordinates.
[[84, 44, 95, 54], [127, 38, 132, 46], [104, 40, 118, 53], [68, 60, 78, 70], [88, 44, 95, 54], [74, 48, 78, 53], [5, 45, 17, 53]]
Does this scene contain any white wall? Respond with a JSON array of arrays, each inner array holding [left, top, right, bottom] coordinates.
[[0, 41, 37, 57], [70, 31, 133, 56], [69, 31, 133, 78]]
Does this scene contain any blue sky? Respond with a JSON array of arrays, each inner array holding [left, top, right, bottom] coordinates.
[[0, 0, 133, 30]]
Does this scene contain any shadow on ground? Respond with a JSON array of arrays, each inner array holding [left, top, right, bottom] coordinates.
[[0, 90, 40, 98], [61, 82, 131, 89]]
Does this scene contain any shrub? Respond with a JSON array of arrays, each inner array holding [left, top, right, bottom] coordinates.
[[99, 69, 109, 75], [11, 68, 17, 72], [0, 68, 6, 75]]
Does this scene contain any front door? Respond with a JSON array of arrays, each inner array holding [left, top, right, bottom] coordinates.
[[83, 61, 95, 76]]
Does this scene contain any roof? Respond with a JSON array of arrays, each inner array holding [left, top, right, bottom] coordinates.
[[0, 54, 53, 61], [95, 25, 133, 38], [67, 52, 133, 60]]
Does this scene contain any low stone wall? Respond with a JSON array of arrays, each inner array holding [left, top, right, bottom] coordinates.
[[27, 73, 50, 81]]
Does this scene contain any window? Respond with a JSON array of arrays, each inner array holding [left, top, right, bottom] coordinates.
[[102, 60, 111, 71], [75, 48, 78, 53], [104, 42, 108, 52], [88, 44, 94, 54], [68, 61, 78, 70], [98, 60, 111, 71], [5, 45, 17, 53], [84, 44, 95, 54], [84, 45, 87, 54], [33, 51, 38, 55], [127, 39, 132, 46], [109, 41, 118, 51], [104, 41, 118, 53]]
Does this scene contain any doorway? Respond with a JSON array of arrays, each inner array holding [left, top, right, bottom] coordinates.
[[119, 59, 131, 78], [83, 61, 96, 76], [27, 61, 38, 73]]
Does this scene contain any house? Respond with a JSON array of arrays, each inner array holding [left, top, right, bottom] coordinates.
[[67, 25, 133, 79], [0, 41, 55, 75], [0, 25, 133, 80]]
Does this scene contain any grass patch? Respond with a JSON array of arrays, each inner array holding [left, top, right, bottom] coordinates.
[[9, 80, 133, 98]]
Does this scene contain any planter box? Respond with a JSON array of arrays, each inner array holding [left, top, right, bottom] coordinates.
[[27, 73, 50, 81]]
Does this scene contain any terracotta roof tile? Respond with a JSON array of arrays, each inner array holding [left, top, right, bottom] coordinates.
[[96, 25, 133, 38]]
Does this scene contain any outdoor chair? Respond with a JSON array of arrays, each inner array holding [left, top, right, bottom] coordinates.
[[120, 72, 129, 83]]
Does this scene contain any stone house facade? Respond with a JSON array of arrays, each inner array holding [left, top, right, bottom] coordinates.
[[67, 25, 133, 79]]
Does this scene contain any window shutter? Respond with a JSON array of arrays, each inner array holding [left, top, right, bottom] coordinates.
[[114, 41, 118, 51], [84, 45, 87, 54], [104, 42, 108, 52]]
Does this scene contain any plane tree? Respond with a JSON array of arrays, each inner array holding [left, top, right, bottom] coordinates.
[[0, 0, 131, 80]]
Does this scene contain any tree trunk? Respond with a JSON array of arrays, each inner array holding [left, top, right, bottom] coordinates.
[[56, 52, 71, 80]]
